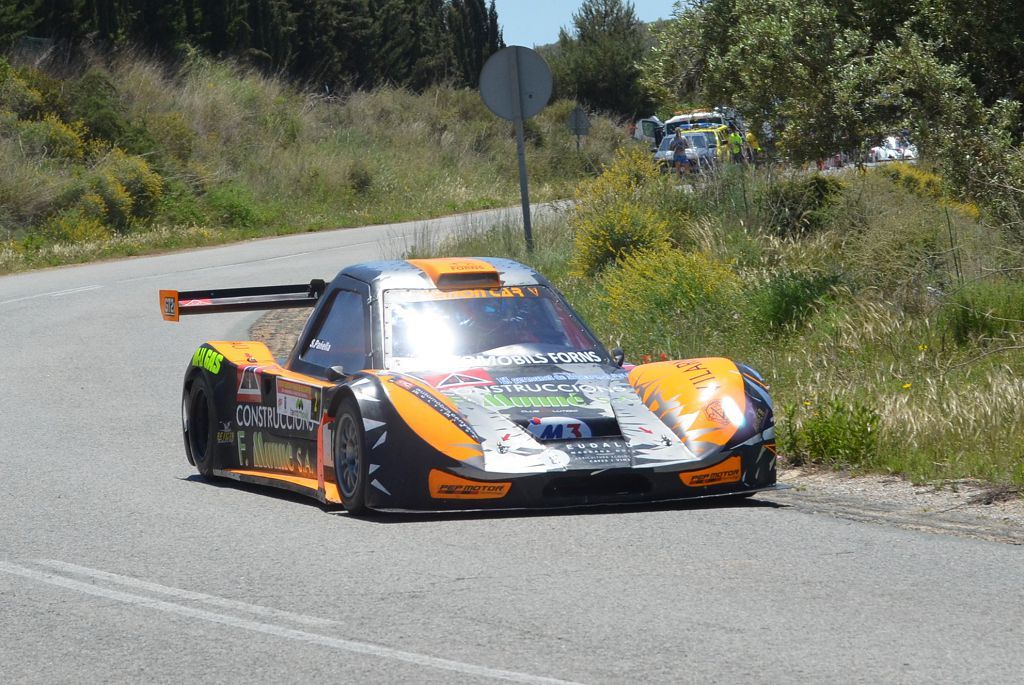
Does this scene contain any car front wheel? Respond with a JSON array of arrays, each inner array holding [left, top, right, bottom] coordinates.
[[333, 398, 368, 515], [184, 375, 217, 477]]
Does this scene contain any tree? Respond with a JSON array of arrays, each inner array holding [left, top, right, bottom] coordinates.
[[549, 0, 652, 116], [642, 0, 987, 162], [291, 0, 374, 90], [372, 0, 454, 89], [129, 0, 186, 55], [448, 0, 502, 87], [0, 1, 41, 48], [914, 0, 1024, 106]]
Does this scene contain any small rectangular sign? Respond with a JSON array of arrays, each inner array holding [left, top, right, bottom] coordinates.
[[276, 378, 320, 424]]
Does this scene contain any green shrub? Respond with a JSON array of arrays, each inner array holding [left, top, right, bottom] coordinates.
[[158, 179, 204, 226], [204, 182, 267, 228], [42, 208, 111, 243], [784, 399, 880, 468], [347, 159, 373, 195], [0, 59, 43, 117], [757, 174, 844, 237], [940, 279, 1024, 345], [748, 270, 840, 331], [144, 111, 197, 162], [70, 69, 129, 143], [599, 248, 743, 356]]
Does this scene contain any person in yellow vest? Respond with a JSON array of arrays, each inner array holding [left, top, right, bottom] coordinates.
[[728, 129, 744, 163], [745, 130, 762, 164]]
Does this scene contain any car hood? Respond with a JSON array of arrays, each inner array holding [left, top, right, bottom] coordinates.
[[408, 363, 712, 474]]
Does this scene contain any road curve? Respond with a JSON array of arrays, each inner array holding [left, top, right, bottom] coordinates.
[[1, 209, 1022, 684]]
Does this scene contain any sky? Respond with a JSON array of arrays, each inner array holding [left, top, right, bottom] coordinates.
[[492, 0, 680, 48]]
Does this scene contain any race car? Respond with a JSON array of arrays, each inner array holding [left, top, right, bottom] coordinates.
[[161, 257, 778, 513]]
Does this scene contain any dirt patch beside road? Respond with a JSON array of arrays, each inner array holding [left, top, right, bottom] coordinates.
[[764, 465, 1024, 545], [250, 310, 1024, 544]]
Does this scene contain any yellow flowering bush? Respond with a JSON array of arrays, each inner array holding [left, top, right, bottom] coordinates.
[[570, 147, 671, 275], [14, 114, 86, 160]]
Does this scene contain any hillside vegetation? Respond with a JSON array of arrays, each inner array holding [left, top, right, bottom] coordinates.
[[0, 53, 624, 273], [410, 153, 1024, 489]]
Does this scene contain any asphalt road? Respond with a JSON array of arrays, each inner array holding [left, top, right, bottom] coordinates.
[[1, 209, 1022, 684]]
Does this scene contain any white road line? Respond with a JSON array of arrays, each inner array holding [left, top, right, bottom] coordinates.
[[32, 559, 340, 629], [1, 560, 583, 685], [0, 284, 104, 306], [50, 284, 104, 297]]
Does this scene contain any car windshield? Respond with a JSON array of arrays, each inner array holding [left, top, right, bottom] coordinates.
[[384, 286, 605, 371], [658, 135, 675, 151], [684, 133, 707, 148]]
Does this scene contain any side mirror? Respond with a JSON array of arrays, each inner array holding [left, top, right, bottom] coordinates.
[[326, 365, 347, 382], [611, 348, 625, 368]]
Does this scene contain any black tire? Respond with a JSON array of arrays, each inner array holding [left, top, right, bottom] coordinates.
[[183, 375, 217, 478], [332, 397, 369, 515]]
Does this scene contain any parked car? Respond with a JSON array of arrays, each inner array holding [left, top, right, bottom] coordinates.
[[633, 116, 664, 148], [869, 135, 918, 162], [653, 134, 677, 170], [654, 133, 716, 173]]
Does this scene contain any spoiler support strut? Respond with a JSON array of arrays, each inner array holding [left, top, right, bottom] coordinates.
[[160, 280, 325, 322]]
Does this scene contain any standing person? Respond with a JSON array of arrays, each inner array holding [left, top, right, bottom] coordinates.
[[669, 133, 689, 178], [729, 128, 744, 164], [745, 130, 762, 165]]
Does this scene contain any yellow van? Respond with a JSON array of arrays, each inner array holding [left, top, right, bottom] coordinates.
[[689, 125, 730, 162]]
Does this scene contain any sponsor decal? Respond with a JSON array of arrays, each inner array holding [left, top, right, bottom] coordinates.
[[704, 399, 730, 426], [309, 338, 331, 352], [493, 371, 624, 385], [679, 455, 742, 487], [458, 350, 604, 367], [163, 296, 176, 318], [237, 430, 314, 475], [236, 365, 264, 404], [390, 377, 482, 442], [483, 393, 587, 410], [428, 469, 511, 500], [526, 416, 592, 441], [217, 421, 234, 444], [236, 404, 316, 433], [485, 382, 607, 395], [418, 368, 494, 390], [673, 359, 718, 390], [191, 347, 224, 374], [276, 378, 322, 424], [412, 286, 536, 302], [755, 406, 768, 431], [561, 439, 631, 460]]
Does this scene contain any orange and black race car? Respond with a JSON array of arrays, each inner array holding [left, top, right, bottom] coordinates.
[[161, 257, 778, 513]]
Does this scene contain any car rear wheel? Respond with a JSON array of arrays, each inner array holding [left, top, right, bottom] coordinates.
[[333, 398, 368, 515], [184, 375, 217, 478]]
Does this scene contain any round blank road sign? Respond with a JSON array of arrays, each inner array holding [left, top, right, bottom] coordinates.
[[479, 46, 552, 121]]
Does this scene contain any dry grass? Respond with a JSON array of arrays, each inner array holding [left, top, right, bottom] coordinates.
[[1, 53, 626, 273]]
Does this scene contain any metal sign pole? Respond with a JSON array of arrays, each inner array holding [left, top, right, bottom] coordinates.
[[479, 46, 551, 253], [508, 51, 534, 251]]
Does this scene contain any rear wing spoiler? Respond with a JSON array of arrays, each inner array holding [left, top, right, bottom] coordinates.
[[160, 279, 326, 322]]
